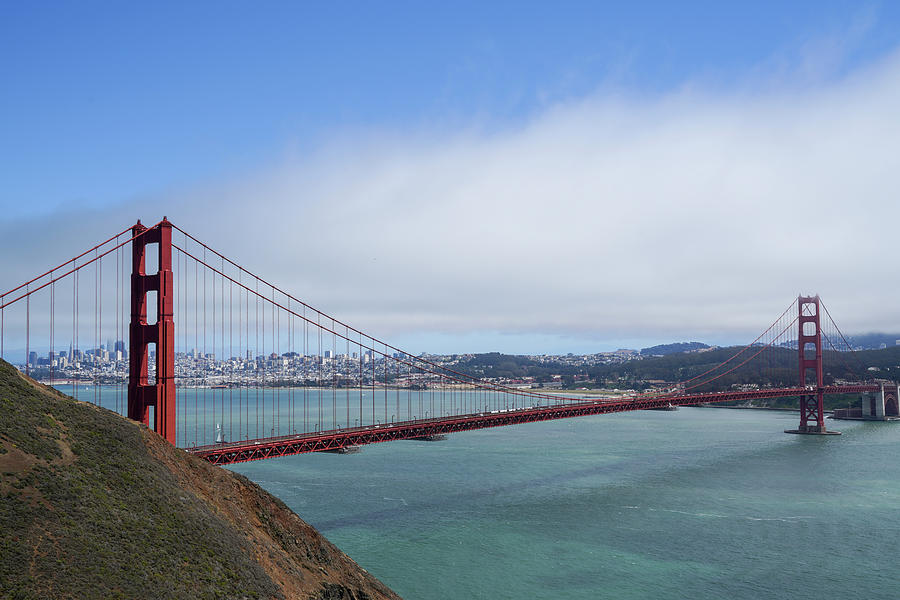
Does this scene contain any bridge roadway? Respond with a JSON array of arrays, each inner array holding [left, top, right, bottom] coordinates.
[[191, 385, 879, 465]]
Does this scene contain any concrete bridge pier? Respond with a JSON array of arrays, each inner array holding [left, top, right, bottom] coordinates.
[[863, 383, 900, 419]]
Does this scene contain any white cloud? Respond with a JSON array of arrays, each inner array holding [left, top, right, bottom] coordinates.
[[4, 48, 900, 353]]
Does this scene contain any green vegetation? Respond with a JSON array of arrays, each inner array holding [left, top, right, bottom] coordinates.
[[0, 359, 400, 600], [455, 352, 552, 380], [454, 346, 897, 410], [640, 342, 710, 356], [0, 359, 280, 599], [591, 346, 898, 396]]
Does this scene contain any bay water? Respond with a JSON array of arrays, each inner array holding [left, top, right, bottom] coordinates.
[[52, 385, 900, 598], [231, 407, 900, 599]]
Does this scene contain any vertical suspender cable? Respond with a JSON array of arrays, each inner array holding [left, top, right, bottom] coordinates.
[[50, 276, 55, 387], [359, 334, 363, 427], [346, 325, 350, 428], [74, 267, 79, 400], [211, 253, 216, 440], [181, 242, 186, 445], [204, 248, 209, 443], [383, 344, 387, 423], [317, 313, 322, 430], [256, 277, 260, 439], [286, 297, 290, 434], [116, 237, 120, 415], [194, 254, 199, 447], [123, 237, 126, 417], [262, 278, 266, 436], [289, 298, 293, 434], [243, 271, 247, 439], [332, 318, 336, 430], [92, 252, 96, 403], [274, 287, 278, 436], [304, 304, 308, 433], [229, 257, 233, 444], [119, 237, 123, 417], [218, 265, 224, 437], [244, 272, 250, 439], [236, 271, 241, 442], [371, 337, 375, 425], [97, 253, 102, 406], [25, 286, 30, 377], [174, 245, 178, 445], [237, 270, 241, 441]]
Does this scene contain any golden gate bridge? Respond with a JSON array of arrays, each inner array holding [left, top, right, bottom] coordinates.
[[0, 218, 890, 466]]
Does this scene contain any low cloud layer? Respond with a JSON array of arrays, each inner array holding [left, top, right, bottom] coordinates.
[[4, 49, 900, 353]]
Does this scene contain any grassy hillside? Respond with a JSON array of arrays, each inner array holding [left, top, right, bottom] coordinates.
[[0, 359, 401, 600]]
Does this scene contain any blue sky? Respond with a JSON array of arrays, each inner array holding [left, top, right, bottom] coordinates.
[[3, 2, 900, 354], [3, 1, 897, 219]]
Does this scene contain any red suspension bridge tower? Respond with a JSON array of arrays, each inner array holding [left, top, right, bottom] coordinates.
[[127, 218, 177, 444], [786, 295, 839, 435]]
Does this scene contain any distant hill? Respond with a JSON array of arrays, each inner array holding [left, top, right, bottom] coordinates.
[[0, 359, 401, 600], [640, 342, 710, 356], [847, 333, 900, 350]]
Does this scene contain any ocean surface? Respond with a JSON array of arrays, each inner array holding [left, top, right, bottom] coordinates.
[[230, 407, 900, 599], [53, 385, 900, 598]]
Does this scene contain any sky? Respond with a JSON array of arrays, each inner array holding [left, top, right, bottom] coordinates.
[[2, 1, 900, 354]]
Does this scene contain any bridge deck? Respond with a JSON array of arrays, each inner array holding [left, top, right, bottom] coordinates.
[[191, 385, 878, 465]]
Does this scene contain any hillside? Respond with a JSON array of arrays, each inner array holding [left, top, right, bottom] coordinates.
[[639, 341, 710, 356], [0, 359, 401, 600]]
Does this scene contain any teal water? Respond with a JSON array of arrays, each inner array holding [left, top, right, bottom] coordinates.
[[52, 383, 572, 447], [229, 408, 900, 599], [49, 384, 900, 598]]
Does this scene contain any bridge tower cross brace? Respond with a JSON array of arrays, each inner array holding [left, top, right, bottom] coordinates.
[[796, 295, 827, 433], [127, 218, 176, 444]]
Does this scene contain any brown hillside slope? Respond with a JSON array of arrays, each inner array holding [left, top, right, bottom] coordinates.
[[0, 359, 401, 600]]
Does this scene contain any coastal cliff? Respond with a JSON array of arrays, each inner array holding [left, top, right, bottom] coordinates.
[[0, 359, 401, 600]]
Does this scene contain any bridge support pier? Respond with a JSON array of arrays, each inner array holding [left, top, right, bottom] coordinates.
[[127, 218, 176, 444], [786, 295, 840, 435], [859, 383, 900, 419]]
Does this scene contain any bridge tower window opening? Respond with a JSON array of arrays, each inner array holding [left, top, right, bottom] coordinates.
[[145, 290, 158, 326]]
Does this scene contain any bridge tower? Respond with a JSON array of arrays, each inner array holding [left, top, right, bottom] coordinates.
[[786, 295, 839, 435], [127, 218, 176, 444]]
